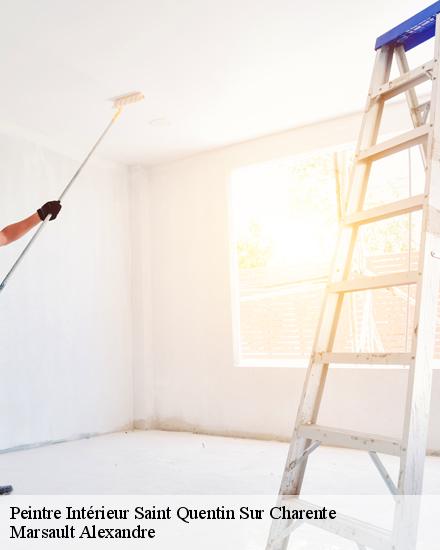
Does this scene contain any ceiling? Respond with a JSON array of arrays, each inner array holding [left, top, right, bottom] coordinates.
[[0, 0, 432, 166]]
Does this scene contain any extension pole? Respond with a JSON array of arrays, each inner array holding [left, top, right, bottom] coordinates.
[[0, 109, 123, 294]]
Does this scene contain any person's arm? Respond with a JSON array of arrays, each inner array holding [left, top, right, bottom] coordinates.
[[0, 201, 62, 247], [0, 213, 41, 246]]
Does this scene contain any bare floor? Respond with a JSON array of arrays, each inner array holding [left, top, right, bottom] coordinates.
[[0, 430, 439, 494]]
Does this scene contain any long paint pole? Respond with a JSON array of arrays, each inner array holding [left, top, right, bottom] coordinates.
[[0, 109, 121, 294]]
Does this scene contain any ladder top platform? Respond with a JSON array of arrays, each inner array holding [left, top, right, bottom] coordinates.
[[375, 1, 440, 51]]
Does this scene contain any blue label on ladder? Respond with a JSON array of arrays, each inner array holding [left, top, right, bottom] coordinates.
[[375, 1, 440, 51]]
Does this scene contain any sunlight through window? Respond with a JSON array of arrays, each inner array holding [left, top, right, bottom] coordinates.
[[230, 144, 438, 368]]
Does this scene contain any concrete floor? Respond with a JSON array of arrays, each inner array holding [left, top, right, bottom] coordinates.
[[0, 430, 439, 494]]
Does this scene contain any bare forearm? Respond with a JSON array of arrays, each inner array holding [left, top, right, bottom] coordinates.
[[0, 213, 40, 246], [0, 201, 62, 247]]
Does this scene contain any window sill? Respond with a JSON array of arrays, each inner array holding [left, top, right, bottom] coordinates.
[[236, 358, 440, 370]]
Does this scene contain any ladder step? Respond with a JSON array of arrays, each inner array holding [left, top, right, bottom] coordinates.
[[371, 60, 434, 100], [314, 352, 414, 366], [358, 125, 430, 162], [280, 498, 392, 550], [297, 424, 401, 456], [329, 271, 418, 293], [344, 194, 424, 225]]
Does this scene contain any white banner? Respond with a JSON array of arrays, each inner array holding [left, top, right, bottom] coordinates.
[[0, 495, 438, 549]]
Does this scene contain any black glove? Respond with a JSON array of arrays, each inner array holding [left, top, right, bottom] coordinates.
[[37, 201, 62, 221]]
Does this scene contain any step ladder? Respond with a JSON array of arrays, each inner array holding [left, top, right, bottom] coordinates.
[[267, 4, 440, 549]]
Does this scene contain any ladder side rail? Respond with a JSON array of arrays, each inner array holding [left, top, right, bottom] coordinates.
[[395, 45, 428, 165], [398, 18, 440, 496], [265, 46, 394, 550], [284, 44, 393, 493], [392, 14, 440, 550], [289, 43, 393, 489]]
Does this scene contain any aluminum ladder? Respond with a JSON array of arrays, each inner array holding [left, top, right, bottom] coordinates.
[[267, 3, 440, 549]]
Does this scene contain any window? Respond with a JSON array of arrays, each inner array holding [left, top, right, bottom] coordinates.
[[230, 143, 439, 368]]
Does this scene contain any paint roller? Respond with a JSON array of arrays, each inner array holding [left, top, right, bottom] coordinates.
[[0, 91, 144, 294]]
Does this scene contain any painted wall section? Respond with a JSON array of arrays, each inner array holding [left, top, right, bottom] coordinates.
[[143, 102, 440, 452], [130, 166, 155, 428], [0, 131, 133, 450]]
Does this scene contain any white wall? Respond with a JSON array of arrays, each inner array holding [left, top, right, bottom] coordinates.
[[0, 131, 133, 450], [130, 166, 155, 428], [3, 102, 438, 456], [139, 102, 440, 453]]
